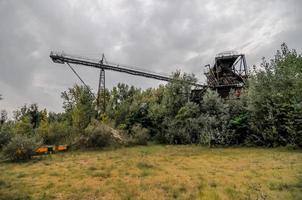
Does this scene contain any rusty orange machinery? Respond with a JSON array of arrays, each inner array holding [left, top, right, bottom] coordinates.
[[34, 145, 69, 154]]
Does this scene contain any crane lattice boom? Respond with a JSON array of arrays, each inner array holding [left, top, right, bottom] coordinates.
[[50, 51, 205, 87]]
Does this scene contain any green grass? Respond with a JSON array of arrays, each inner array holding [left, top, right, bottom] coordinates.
[[0, 145, 301, 200]]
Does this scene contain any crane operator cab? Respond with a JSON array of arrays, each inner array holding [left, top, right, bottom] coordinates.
[[191, 51, 248, 102]]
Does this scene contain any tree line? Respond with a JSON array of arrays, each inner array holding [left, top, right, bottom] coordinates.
[[0, 43, 301, 161]]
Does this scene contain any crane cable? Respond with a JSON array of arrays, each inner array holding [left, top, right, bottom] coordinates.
[[66, 63, 96, 98]]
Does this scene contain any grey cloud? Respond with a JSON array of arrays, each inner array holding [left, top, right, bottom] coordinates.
[[0, 0, 301, 114]]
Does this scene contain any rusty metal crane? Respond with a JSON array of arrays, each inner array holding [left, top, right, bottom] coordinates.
[[50, 51, 206, 114], [50, 50, 248, 113], [191, 51, 248, 101]]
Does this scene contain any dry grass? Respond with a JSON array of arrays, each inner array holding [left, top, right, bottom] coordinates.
[[0, 145, 301, 200]]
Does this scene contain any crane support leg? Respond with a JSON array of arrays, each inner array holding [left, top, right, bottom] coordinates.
[[97, 68, 106, 114], [97, 54, 106, 116]]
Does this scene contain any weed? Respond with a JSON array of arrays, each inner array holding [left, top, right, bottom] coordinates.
[[16, 172, 27, 178], [140, 169, 151, 177], [0, 145, 301, 200], [136, 162, 154, 170], [0, 180, 6, 187], [88, 166, 97, 171], [92, 171, 111, 178], [49, 172, 59, 176], [209, 181, 217, 188]]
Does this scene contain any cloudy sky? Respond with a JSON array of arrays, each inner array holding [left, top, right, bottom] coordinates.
[[0, 0, 301, 115]]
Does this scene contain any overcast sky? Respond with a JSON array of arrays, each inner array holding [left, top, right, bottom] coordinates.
[[0, 0, 301, 115]]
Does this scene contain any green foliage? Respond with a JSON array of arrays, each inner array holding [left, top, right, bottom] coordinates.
[[61, 85, 96, 130], [1, 43, 301, 149], [146, 86, 166, 137], [161, 71, 197, 117], [197, 90, 229, 146], [158, 72, 199, 144], [224, 91, 250, 145], [13, 116, 34, 136], [47, 112, 66, 123], [0, 110, 8, 125], [128, 124, 150, 145], [12, 104, 44, 131], [83, 122, 117, 148], [106, 83, 140, 127], [0, 122, 13, 149], [165, 102, 201, 144], [248, 43, 302, 147], [3, 134, 41, 161], [37, 122, 72, 145]]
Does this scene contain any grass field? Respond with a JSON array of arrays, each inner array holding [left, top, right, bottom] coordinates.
[[0, 145, 301, 200]]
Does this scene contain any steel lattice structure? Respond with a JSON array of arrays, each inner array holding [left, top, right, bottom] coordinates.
[[50, 52, 205, 87], [50, 51, 248, 103], [50, 51, 206, 115]]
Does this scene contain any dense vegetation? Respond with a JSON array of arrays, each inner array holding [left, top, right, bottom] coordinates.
[[0, 43, 301, 161]]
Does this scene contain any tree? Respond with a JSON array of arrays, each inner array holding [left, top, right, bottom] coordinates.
[[48, 112, 66, 123], [0, 121, 13, 148], [0, 110, 8, 125], [28, 104, 40, 129], [146, 86, 166, 138], [161, 71, 197, 117], [96, 88, 110, 116], [125, 88, 156, 130], [156, 71, 198, 143], [106, 83, 140, 127], [224, 91, 250, 145], [13, 116, 34, 136], [248, 43, 302, 147], [12, 104, 42, 129], [198, 89, 229, 146], [61, 85, 96, 130], [36, 109, 49, 143], [165, 102, 201, 144]]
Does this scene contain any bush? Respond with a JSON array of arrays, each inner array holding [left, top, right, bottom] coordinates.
[[198, 90, 230, 146], [0, 123, 13, 149], [248, 43, 302, 147], [13, 116, 34, 136], [165, 102, 201, 144], [128, 124, 150, 145], [198, 114, 228, 147], [37, 122, 72, 145], [0, 131, 11, 149], [84, 123, 117, 148], [224, 92, 250, 145], [3, 135, 41, 161]]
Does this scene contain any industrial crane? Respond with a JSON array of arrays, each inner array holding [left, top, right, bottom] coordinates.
[[50, 51, 248, 114], [50, 51, 206, 114]]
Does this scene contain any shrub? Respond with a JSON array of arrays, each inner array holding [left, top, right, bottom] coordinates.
[[128, 124, 150, 145], [3, 135, 41, 161], [198, 114, 228, 147], [84, 123, 117, 148], [165, 102, 201, 144], [0, 123, 13, 149], [0, 131, 11, 149], [248, 43, 302, 147], [198, 90, 230, 146], [37, 122, 72, 145], [224, 92, 250, 145], [13, 116, 34, 136]]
